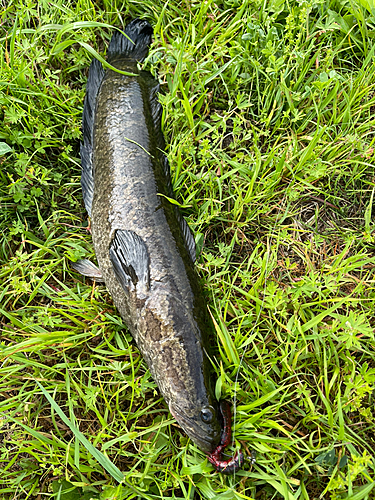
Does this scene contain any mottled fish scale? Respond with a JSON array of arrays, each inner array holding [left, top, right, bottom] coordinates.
[[76, 18, 222, 455], [93, 72, 190, 296]]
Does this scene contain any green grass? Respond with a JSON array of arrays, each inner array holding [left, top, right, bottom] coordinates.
[[1, 0, 375, 498]]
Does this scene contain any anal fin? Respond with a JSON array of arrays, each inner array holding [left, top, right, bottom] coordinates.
[[81, 58, 105, 216], [80, 143, 94, 216]]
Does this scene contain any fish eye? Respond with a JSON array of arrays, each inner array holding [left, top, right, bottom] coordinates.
[[200, 408, 213, 423]]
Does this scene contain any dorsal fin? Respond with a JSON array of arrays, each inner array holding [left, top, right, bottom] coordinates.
[[149, 82, 163, 124], [109, 230, 150, 294], [139, 71, 165, 156], [176, 211, 196, 262], [140, 73, 196, 261]]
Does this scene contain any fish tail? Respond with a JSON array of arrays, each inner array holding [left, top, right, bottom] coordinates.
[[107, 18, 153, 64], [80, 18, 153, 215]]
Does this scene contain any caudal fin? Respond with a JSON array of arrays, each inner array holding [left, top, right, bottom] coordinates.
[[80, 19, 153, 216], [107, 18, 153, 63]]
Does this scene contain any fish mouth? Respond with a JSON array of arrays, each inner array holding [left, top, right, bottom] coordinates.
[[169, 403, 220, 453]]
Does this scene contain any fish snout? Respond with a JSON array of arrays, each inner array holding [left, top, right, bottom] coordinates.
[[169, 402, 221, 453]]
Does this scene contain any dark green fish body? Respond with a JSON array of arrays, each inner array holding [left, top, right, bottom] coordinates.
[[76, 19, 221, 453]]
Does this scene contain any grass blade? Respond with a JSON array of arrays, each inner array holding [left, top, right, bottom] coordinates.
[[35, 381, 125, 483]]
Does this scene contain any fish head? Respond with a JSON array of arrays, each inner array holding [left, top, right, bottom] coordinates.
[[141, 291, 222, 453], [169, 399, 221, 453]]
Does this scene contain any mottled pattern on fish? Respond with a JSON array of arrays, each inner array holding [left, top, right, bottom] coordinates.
[[77, 19, 221, 453]]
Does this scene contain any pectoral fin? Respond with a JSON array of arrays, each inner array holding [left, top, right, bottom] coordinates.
[[109, 230, 150, 293], [70, 258, 104, 282]]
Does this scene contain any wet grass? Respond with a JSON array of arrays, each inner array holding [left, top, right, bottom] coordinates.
[[1, 0, 375, 498]]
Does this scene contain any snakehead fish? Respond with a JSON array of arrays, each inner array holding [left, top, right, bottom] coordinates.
[[72, 18, 223, 454]]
